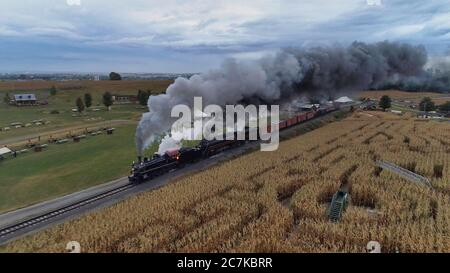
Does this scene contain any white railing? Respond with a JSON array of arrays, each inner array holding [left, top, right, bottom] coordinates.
[[376, 160, 433, 188]]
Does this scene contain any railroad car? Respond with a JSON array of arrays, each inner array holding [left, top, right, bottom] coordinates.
[[287, 117, 298, 127], [199, 131, 246, 157], [297, 113, 307, 123], [306, 111, 316, 120], [177, 147, 203, 165], [279, 120, 288, 130]]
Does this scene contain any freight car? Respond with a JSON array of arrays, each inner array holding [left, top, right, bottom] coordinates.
[[129, 104, 338, 184]]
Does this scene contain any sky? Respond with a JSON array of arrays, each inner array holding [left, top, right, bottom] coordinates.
[[1, 0, 450, 73]]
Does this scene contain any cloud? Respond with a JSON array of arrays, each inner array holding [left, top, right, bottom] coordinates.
[[0, 0, 449, 72], [66, 0, 81, 6]]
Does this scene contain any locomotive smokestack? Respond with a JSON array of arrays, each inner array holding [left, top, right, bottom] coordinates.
[[137, 156, 142, 163]]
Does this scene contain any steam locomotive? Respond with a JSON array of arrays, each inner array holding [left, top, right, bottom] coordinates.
[[128, 105, 337, 184], [128, 131, 247, 183]]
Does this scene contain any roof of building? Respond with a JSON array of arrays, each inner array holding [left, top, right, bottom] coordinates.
[[14, 94, 37, 101], [335, 96, 354, 103], [0, 147, 12, 156]]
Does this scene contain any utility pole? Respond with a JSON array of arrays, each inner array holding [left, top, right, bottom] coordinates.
[[423, 101, 427, 118]]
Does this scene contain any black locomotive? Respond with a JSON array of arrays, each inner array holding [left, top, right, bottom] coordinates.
[[128, 131, 246, 183]]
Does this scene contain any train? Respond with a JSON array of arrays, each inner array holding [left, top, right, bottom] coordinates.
[[128, 104, 338, 184]]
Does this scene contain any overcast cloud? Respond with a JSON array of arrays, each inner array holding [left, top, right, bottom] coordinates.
[[0, 0, 449, 73]]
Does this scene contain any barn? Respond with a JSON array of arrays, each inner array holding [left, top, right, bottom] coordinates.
[[13, 94, 37, 106]]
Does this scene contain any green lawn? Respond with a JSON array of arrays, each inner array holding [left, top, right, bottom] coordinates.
[[0, 80, 171, 140], [0, 96, 146, 140], [0, 124, 160, 213], [0, 80, 177, 213], [391, 103, 420, 113]]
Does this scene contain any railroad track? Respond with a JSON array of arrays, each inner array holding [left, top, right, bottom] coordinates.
[[0, 183, 135, 241]]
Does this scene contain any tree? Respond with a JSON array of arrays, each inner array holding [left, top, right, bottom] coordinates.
[[103, 92, 113, 110], [3, 92, 11, 104], [137, 89, 151, 106], [109, 72, 122, 81], [137, 90, 143, 105], [379, 95, 392, 111], [50, 86, 57, 96], [84, 93, 92, 108], [419, 97, 436, 112], [438, 101, 450, 112], [76, 97, 85, 113]]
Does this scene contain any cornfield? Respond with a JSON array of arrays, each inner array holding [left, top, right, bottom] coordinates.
[[3, 111, 450, 253]]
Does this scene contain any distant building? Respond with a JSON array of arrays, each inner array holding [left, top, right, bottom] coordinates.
[[417, 111, 445, 119], [12, 94, 37, 106], [112, 94, 138, 104], [334, 96, 354, 104], [0, 147, 12, 160]]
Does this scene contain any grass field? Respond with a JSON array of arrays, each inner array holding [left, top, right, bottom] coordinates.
[[0, 125, 196, 213], [0, 124, 146, 213], [4, 110, 449, 253], [360, 90, 450, 105], [0, 80, 172, 140], [0, 80, 181, 213], [0, 80, 172, 96]]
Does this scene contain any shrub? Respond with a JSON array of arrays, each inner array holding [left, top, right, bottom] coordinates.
[[433, 164, 443, 178], [403, 136, 410, 144]]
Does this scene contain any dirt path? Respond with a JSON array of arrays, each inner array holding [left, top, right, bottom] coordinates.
[[0, 120, 136, 147]]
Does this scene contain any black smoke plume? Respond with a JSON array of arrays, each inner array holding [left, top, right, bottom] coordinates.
[[136, 41, 448, 154]]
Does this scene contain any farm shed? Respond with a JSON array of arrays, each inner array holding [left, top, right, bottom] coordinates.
[[13, 94, 37, 106], [0, 147, 12, 160], [0, 147, 12, 156]]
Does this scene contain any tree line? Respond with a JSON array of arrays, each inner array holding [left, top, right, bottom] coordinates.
[[76, 92, 113, 113], [74, 89, 151, 113], [378, 95, 450, 113]]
